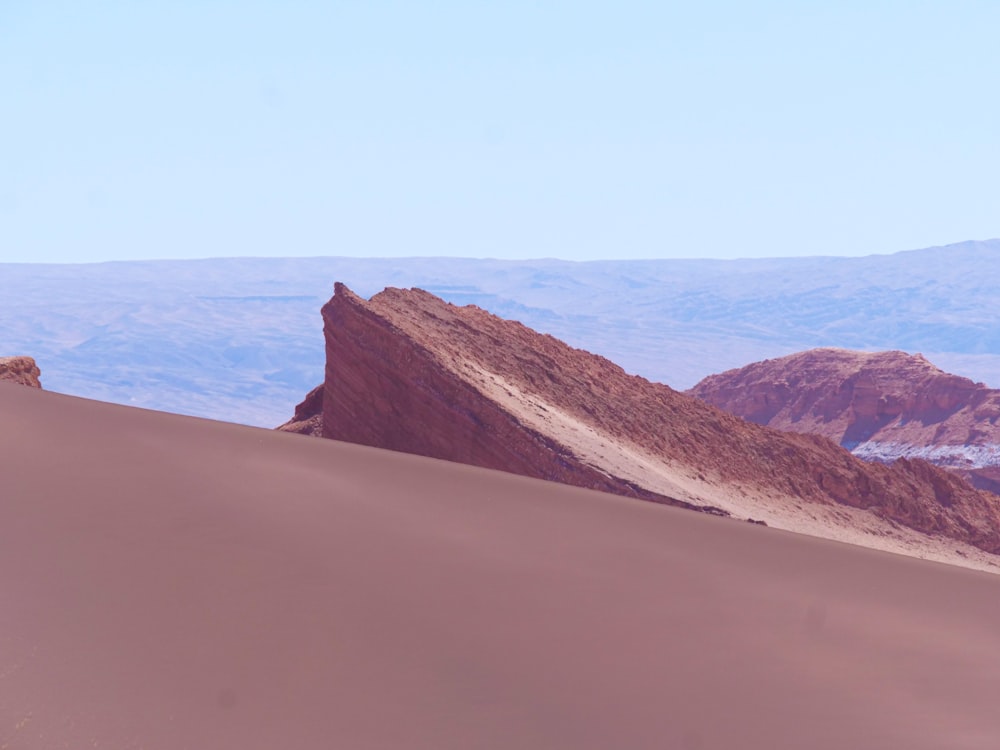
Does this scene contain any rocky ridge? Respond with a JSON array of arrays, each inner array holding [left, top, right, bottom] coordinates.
[[0, 356, 42, 388], [688, 348, 1000, 493], [281, 284, 1000, 566]]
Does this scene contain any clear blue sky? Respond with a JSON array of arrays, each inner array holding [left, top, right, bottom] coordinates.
[[3, 1, 998, 262]]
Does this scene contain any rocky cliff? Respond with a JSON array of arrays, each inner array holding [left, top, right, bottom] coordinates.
[[688, 348, 1000, 493], [0, 356, 42, 388], [285, 284, 1000, 561]]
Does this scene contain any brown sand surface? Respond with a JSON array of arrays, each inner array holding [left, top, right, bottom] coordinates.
[[3, 381, 1000, 749]]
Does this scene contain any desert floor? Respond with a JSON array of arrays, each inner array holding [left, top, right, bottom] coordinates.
[[3, 381, 1000, 749]]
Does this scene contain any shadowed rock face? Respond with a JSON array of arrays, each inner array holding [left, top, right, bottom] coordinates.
[[299, 284, 1000, 556], [0, 356, 42, 388], [318, 284, 674, 507], [277, 384, 324, 436], [688, 348, 1000, 493]]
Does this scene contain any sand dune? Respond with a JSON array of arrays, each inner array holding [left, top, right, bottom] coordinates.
[[3, 381, 1000, 749]]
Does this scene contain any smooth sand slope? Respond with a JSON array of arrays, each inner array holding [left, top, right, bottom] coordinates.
[[3, 382, 1000, 749]]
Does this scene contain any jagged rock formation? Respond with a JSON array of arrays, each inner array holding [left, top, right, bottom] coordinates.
[[688, 348, 1000, 493], [0, 356, 42, 388], [288, 284, 1000, 561], [277, 384, 324, 436]]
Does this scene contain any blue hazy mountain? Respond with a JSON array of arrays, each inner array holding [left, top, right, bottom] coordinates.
[[2, 239, 997, 427]]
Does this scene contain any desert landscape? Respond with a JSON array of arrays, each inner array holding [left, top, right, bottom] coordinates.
[[5, 2, 1000, 744], [6, 275, 1000, 748]]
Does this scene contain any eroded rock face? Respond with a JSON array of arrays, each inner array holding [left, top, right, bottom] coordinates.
[[309, 284, 1000, 555], [0, 356, 42, 388], [277, 384, 324, 436], [319, 284, 670, 505], [688, 348, 1000, 492]]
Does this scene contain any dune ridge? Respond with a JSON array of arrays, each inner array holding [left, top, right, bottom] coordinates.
[[6, 381, 1000, 747]]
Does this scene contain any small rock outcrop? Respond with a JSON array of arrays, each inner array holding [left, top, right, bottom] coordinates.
[[290, 284, 1000, 557], [277, 385, 324, 436], [0, 356, 42, 388], [688, 348, 1000, 493]]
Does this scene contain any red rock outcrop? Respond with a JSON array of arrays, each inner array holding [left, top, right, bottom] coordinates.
[[688, 348, 1000, 492], [0, 356, 42, 388], [277, 384, 324, 436], [304, 284, 1000, 558]]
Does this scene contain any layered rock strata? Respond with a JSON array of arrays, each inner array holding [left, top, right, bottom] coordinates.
[[277, 384, 324, 436], [689, 348, 1000, 493], [0, 356, 42, 388], [291, 284, 1000, 558]]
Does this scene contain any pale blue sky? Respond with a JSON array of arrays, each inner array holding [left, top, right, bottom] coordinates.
[[2, 1, 998, 262]]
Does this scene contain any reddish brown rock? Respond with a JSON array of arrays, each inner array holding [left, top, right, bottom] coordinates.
[[688, 348, 1000, 492], [318, 284, 677, 507], [0, 356, 42, 388], [277, 384, 324, 436], [307, 284, 1000, 558]]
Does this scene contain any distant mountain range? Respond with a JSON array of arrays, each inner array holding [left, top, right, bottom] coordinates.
[[2, 239, 998, 426]]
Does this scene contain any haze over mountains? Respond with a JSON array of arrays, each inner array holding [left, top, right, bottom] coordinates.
[[2, 239, 998, 426]]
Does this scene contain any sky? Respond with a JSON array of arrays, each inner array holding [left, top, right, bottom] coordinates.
[[2, 1, 998, 263]]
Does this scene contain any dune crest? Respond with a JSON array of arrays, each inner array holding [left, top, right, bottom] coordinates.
[[8, 383, 1000, 747]]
